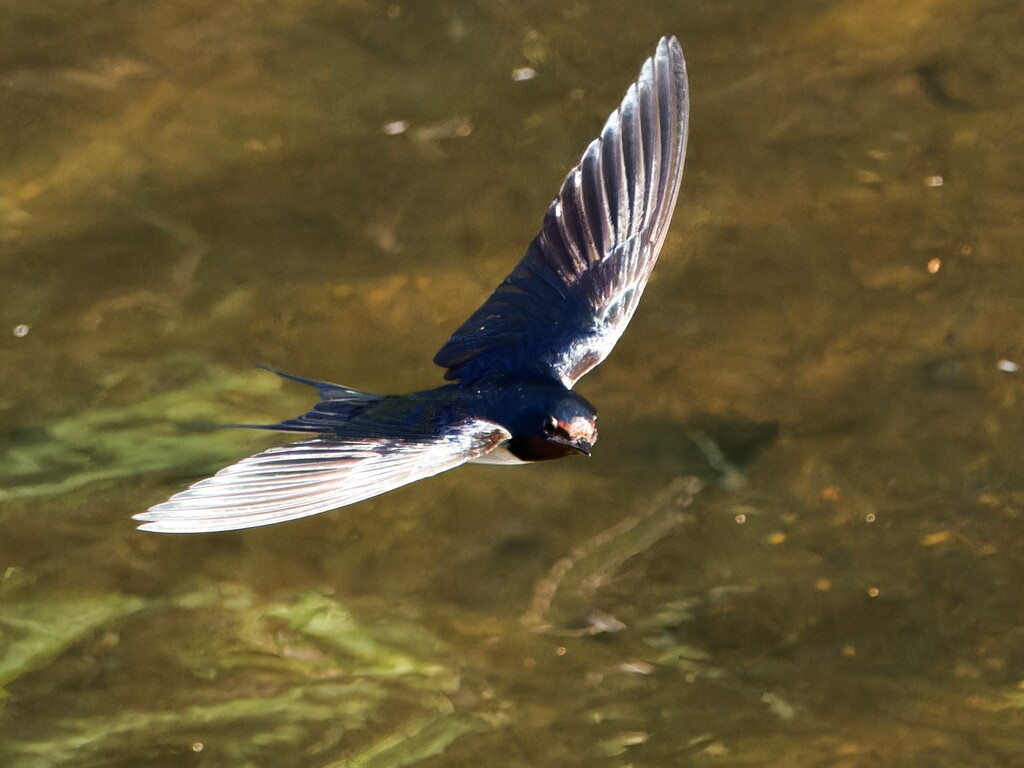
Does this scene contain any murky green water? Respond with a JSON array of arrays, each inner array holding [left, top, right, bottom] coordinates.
[[3, 1, 1024, 765]]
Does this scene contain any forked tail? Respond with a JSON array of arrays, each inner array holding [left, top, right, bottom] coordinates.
[[245, 364, 384, 433]]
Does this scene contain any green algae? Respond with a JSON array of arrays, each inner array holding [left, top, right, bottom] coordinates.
[[0, 585, 506, 767], [0, 592, 147, 693], [1, 355, 290, 503]]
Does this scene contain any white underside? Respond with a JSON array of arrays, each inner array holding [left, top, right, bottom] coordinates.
[[470, 441, 529, 465]]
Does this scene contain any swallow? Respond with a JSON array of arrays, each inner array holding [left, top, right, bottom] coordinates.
[[135, 36, 689, 533]]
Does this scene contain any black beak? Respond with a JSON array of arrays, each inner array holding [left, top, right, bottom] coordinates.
[[573, 441, 592, 457]]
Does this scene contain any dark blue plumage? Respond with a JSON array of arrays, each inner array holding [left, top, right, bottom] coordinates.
[[136, 37, 689, 533]]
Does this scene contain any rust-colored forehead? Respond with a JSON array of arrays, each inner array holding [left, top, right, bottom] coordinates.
[[557, 415, 596, 441]]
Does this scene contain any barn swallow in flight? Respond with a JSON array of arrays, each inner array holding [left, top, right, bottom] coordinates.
[[136, 36, 689, 533]]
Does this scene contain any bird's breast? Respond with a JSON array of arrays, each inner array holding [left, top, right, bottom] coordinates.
[[469, 441, 528, 465]]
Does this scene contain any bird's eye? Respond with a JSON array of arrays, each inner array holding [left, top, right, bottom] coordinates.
[[544, 415, 558, 434]]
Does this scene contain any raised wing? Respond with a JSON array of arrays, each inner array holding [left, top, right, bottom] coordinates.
[[434, 36, 689, 388], [134, 418, 510, 533]]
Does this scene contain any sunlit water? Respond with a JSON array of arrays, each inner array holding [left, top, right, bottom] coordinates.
[[2, 2, 1023, 766]]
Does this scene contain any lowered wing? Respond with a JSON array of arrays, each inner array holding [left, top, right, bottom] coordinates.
[[135, 417, 510, 533], [434, 36, 689, 388]]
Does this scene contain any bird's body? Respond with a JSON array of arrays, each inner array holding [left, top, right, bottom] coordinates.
[[136, 37, 690, 533], [259, 372, 597, 463]]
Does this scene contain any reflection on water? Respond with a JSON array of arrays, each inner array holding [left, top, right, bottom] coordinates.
[[2, 1, 1024, 765]]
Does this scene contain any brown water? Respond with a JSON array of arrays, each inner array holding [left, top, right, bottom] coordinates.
[[2, 1, 1024, 766]]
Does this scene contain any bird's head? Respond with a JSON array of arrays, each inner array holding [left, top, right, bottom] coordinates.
[[540, 393, 598, 457], [502, 388, 598, 462]]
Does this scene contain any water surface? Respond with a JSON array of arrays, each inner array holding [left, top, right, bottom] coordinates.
[[2, 1, 1024, 765]]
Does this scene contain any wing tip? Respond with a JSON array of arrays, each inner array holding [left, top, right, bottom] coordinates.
[[133, 503, 235, 534], [658, 36, 685, 69], [657, 35, 689, 108], [660, 34, 682, 53], [135, 519, 191, 534], [134, 518, 256, 534], [653, 36, 689, 116]]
